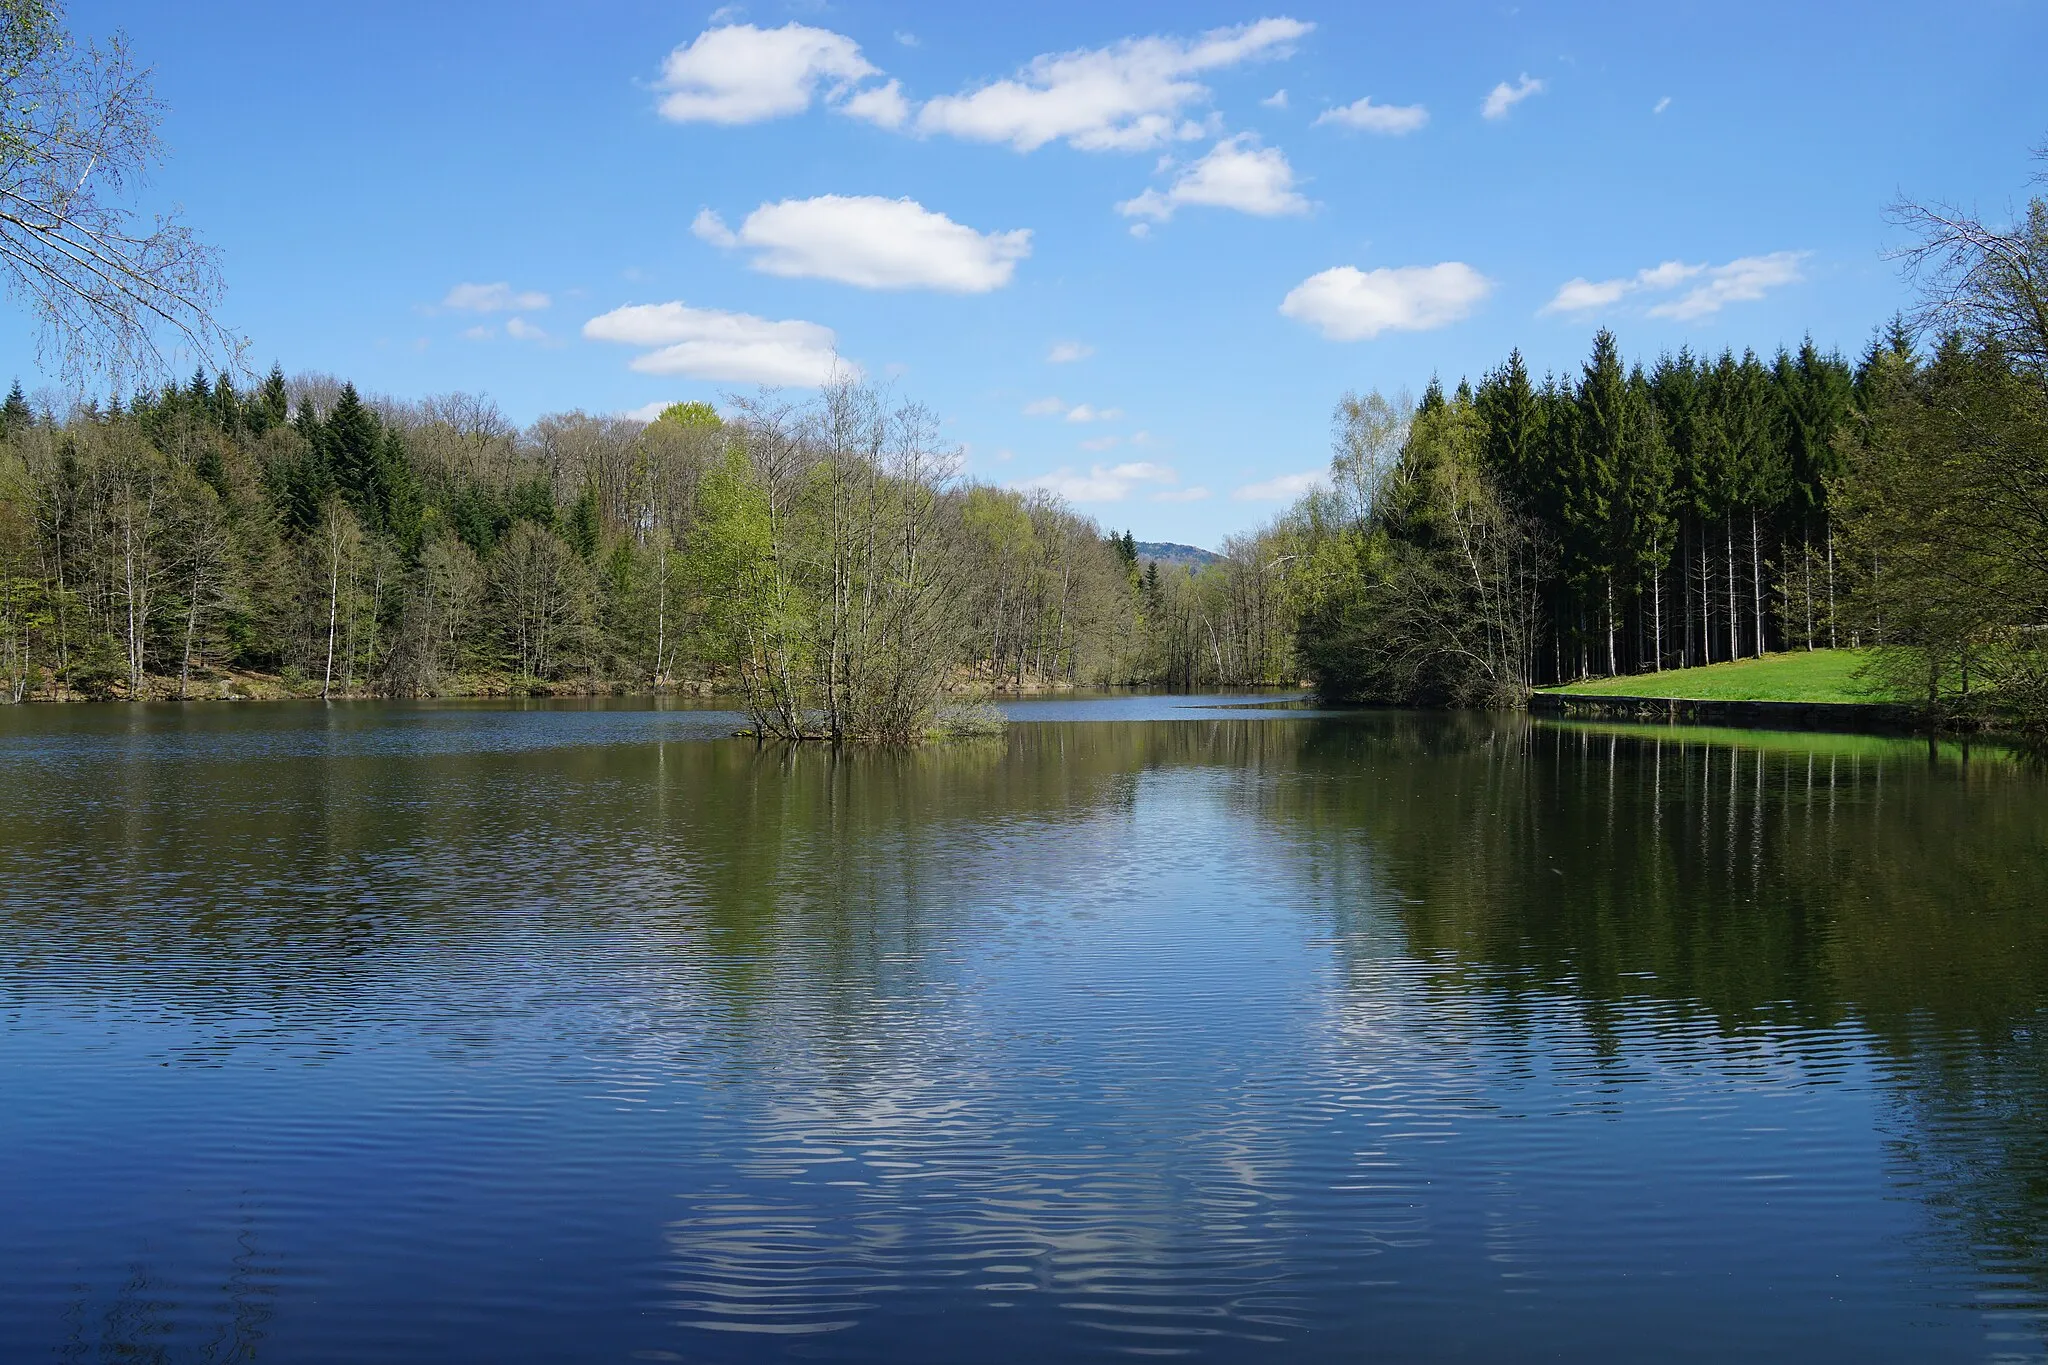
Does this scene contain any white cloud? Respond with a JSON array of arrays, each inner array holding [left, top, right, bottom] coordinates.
[[1152, 485, 1211, 502], [1011, 461, 1179, 503], [1481, 73, 1545, 120], [1649, 252, 1808, 319], [1544, 276, 1633, 314], [1117, 134, 1308, 222], [461, 324, 494, 341], [915, 18, 1312, 153], [621, 400, 678, 422], [1542, 252, 1806, 320], [690, 208, 738, 248], [841, 79, 910, 129], [504, 317, 547, 341], [1080, 434, 1120, 452], [1233, 470, 1327, 501], [1314, 96, 1428, 135], [1280, 262, 1493, 341], [1653, 96, 1672, 115], [1637, 260, 1705, 289], [655, 23, 879, 124], [1262, 89, 1288, 109], [1024, 396, 1124, 421], [1047, 340, 1094, 363], [583, 301, 854, 386], [694, 195, 1030, 292], [443, 282, 550, 313]]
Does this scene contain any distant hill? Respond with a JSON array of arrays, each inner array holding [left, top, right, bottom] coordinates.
[[1135, 541, 1221, 569]]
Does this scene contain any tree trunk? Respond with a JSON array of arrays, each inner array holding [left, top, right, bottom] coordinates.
[[180, 562, 201, 701], [322, 526, 340, 702], [124, 510, 143, 697], [1605, 578, 1617, 676], [1651, 540, 1664, 671], [1725, 519, 1738, 663], [1749, 510, 1765, 658], [1826, 523, 1837, 649], [1681, 522, 1694, 667], [1802, 532, 1813, 649]]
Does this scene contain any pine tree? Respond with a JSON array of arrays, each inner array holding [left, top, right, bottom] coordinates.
[[210, 373, 240, 434], [324, 383, 383, 528], [254, 364, 289, 434], [1651, 350, 1708, 664], [0, 380, 31, 439], [1613, 367, 1674, 670], [1417, 374, 1447, 416], [377, 428, 423, 555], [565, 485, 600, 560], [1725, 350, 1785, 657], [1475, 349, 1542, 508], [1569, 331, 1627, 674]]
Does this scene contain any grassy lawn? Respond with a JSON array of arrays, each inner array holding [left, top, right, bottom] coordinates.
[[1541, 649, 1890, 704]]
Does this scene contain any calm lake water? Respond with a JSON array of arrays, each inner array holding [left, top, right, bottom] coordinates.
[[2, 697, 2045, 1362]]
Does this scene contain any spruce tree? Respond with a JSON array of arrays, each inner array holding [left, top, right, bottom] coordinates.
[[1417, 374, 1446, 416], [210, 373, 240, 434], [565, 485, 600, 560], [1569, 331, 1627, 673], [1651, 350, 1711, 664], [377, 428, 423, 555], [1612, 367, 1674, 670], [1475, 349, 1541, 507], [324, 383, 383, 527], [254, 364, 289, 434], [0, 380, 30, 438]]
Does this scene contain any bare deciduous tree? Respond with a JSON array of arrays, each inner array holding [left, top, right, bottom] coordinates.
[[0, 1, 236, 387], [1887, 145, 2048, 379]]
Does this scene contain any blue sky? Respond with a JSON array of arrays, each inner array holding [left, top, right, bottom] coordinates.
[[19, 1, 2047, 545]]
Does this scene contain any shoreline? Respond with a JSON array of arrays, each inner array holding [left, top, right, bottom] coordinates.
[[1530, 690, 1925, 735], [0, 669, 1124, 706]]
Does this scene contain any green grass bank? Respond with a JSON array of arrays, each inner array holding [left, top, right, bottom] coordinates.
[[1539, 649, 1887, 704]]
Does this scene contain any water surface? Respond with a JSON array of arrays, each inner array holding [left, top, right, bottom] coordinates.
[[1, 698, 2044, 1361]]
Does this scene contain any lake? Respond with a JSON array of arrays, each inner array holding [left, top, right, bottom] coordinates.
[[1, 697, 2044, 1362]]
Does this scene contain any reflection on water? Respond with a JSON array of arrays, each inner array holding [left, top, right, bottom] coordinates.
[[0, 700, 2044, 1362]]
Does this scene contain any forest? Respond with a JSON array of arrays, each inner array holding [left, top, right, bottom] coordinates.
[[0, 302, 2039, 735], [1279, 331, 1876, 703], [0, 369, 1302, 735], [1264, 153, 2048, 734]]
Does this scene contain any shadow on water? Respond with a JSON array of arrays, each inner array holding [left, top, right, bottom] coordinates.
[[0, 701, 2044, 1360]]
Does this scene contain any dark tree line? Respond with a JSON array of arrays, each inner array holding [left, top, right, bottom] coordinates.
[[1285, 331, 1877, 704]]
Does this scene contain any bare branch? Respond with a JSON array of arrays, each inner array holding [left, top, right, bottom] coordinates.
[[0, 9, 240, 389]]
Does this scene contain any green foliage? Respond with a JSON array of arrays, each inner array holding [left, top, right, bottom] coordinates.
[[1836, 332, 2048, 729], [655, 401, 721, 429], [687, 447, 776, 645], [564, 485, 599, 560]]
